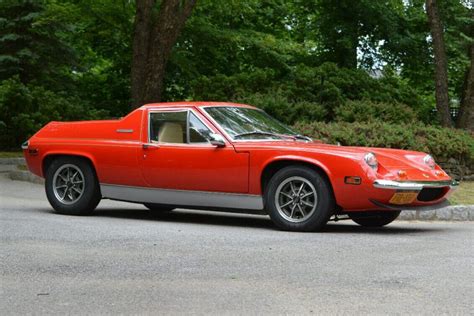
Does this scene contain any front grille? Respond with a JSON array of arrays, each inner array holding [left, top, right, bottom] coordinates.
[[417, 187, 446, 202]]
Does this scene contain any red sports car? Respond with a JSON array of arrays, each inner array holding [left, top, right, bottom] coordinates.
[[22, 102, 457, 231]]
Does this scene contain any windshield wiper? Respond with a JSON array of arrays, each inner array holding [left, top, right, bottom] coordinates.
[[233, 131, 312, 141], [233, 131, 284, 139], [292, 134, 313, 141]]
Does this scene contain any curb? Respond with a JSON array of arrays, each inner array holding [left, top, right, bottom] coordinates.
[[0, 157, 25, 165], [9, 170, 44, 184], [0, 164, 18, 173], [399, 206, 473, 222]]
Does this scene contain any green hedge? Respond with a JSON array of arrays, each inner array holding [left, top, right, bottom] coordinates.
[[334, 100, 418, 124], [0, 77, 108, 150], [295, 121, 474, 162], [237, 89, 327, 124]]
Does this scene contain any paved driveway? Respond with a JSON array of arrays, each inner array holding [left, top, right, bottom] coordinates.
[[1, 174, 473, 315]]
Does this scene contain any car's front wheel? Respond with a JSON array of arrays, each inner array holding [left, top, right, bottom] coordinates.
[[45, 156, 101, 215], [348, 210, 401, 227], [265, 166, 335, 232]]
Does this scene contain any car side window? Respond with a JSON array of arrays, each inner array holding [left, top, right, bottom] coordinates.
[[189, 112, 212, 143], [150, 111, 187, 143], [149, 110, 213, 144]]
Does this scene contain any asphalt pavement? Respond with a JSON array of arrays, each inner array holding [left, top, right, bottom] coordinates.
[[1, 174, 473, 315]]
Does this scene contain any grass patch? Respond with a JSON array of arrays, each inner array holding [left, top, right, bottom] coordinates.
[[449, 181, 474, 205], [0, 151, 23, 158]]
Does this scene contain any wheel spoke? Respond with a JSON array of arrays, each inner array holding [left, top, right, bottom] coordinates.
[[67, 189, 74, 201], [297, 204, 306, 216], [301, 200, 314, 207], [280, 200, 293, 208], [301, 191, 314, 199], [289, 181, 297, 194], [280, 191, 292, 199], [289, 204, 296, 218], [297, 182, 305, 194], [55, 184, 67, 189], [72, 186, 82, 194], [60, 188, 68, 200]]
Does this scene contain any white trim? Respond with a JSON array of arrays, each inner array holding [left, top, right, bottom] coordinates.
[[100, 184, 264, 210]]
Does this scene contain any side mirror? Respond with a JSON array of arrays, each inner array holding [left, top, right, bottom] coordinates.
[[209, 133, 226, 147]]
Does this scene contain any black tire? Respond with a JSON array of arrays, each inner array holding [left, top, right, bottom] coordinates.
[[348, 210, 401, 227], [264, 166, 335, 232], [143, 203, 175, 212], [45, 156, 101, 215]]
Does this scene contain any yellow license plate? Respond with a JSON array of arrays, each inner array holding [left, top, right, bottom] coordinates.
[[389, 192, 418, 205]]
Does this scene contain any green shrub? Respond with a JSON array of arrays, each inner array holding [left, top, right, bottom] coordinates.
[[237, 90, 327, 124], [0, 77, 108, 150], [334, 100, 418, 124], [295, 121, 474, 162], [284, 63, 427, 120], [190, 68, 277, 101], [189, 63, 428, 122]]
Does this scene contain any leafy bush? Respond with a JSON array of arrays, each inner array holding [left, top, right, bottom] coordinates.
[[295, 121, 474, 162], [334, 100, 418, 124], [189, 63, 430, 123], [0, 77, 107, 150], [191, 68, 277, 101], [237, 90, 327, 124]]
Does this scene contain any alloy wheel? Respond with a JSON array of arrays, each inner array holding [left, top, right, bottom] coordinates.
[[274, 176, 318, 223], [52, 164, 85, 205]]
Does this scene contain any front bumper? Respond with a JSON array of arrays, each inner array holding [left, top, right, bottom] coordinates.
[[370, 179, 458, 211], [373, 179, 459, 191]]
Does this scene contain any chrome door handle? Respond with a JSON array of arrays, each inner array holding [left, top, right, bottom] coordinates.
[[142, 143, 160, 149]]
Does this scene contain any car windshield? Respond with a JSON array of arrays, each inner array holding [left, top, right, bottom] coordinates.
[[204, 106, 299, 140]]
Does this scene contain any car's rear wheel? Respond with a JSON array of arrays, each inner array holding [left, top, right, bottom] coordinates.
[[348, 210, 401, 227], [45, 156, 101, 215], [143, 203, 175, 212], [265, 166, 335, 232]]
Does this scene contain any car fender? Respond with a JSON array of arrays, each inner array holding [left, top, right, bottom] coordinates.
[[259, 155, 335, 191], [41, 150, 98, 178]]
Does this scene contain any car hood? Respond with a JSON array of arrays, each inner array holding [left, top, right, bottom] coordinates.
[[233, 140, 435, 171]]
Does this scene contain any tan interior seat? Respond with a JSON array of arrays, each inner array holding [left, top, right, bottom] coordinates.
[[158, 122, 184, 143]]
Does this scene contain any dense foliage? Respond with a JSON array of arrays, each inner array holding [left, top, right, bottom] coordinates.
[[295, 121, 474, 162], [0, 0, 472, 150]]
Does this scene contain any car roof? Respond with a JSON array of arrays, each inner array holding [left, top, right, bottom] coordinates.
[[140, 101, 257, 110]]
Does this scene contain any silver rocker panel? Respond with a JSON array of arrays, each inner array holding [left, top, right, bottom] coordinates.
[[100, 184, 264, 210]]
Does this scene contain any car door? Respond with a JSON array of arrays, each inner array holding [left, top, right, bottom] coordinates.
[[140, 108, 249, 193]]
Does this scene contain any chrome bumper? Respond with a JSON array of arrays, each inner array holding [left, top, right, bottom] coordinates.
[[21, 140, 29, 150], [373, 179, 459, 191]]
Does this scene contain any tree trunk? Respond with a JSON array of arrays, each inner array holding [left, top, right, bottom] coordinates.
[[335, 31, 358, 69], [131, 0, 197, 109], [131, 0, 155, 108], [456, 43, 474, 132], [426, 0, 452, 127]]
